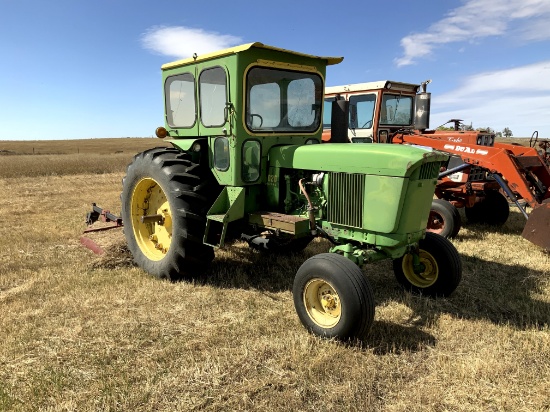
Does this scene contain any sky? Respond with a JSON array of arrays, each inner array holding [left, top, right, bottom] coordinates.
[[1, 0, 549, 140]]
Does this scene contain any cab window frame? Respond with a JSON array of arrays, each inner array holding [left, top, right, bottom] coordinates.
[[164, 72, 197, 129], [199, 66, 228, 128], [241, 139, 262, 183], [245, 66, 323, 134]]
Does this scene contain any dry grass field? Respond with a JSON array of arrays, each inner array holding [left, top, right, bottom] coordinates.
[[1, 139, 549, 411]]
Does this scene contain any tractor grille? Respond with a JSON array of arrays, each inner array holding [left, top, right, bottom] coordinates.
[[477, 134, 495, 146], [468, 166, 489, 181], [418, 162, 440, 180], [327, 173, 365, 228]]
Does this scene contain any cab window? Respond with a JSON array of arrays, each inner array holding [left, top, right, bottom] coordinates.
[[349, 94, 376, 129], [242, 140, 261, 182], [199, 67, 227, 127], [246, 67, 323, 133], [380, 94, 413, 126], [165, 73, 196, 128], [323, 97, 336, 129]]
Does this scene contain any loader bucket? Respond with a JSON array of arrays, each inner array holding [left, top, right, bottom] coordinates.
[[522, 200, 550, 250]]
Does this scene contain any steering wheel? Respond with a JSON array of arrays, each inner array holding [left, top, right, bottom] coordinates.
[[361, 120, 373, 129], [250, 114, 263, 128]]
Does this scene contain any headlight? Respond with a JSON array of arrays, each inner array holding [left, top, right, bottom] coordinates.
[[155, 127, 168, 138]]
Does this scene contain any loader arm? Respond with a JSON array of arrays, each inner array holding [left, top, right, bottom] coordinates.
[[393, 133, 550, 208]]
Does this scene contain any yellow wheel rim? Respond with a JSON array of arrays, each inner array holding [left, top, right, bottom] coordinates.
[[303, 278, 341, 328], [402, 249, 439, 288], [130, 177, 172, 261]]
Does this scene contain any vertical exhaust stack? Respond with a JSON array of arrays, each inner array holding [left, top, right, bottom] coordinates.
[[414, 80, 431, 132], [330, 99, 350, 143]]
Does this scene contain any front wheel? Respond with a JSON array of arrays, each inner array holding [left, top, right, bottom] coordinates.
[[427, 199, 461, 238], [293, 253, 375, 340], [392, 232, 462, 297]]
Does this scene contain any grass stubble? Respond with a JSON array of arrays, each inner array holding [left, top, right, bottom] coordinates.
[[0, 139, 549, 411]]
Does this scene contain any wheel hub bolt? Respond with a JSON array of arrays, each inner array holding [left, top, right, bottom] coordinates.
[[321, 295, 337, 311]]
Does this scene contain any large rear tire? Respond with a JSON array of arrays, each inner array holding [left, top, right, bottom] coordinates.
[[465, 190, 509, 226], [392, 232, 462, 297], [427, 199, 461, 238], [121, 147, 219, 280], [293, 253, 375, 340]]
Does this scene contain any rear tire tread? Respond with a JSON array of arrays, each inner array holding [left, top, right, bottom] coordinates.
[[121, 147, 220, 280]]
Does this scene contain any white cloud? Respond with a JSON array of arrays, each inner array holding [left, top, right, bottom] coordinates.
[[430, 61, 550, 136], [141, 26, 242, 59], [395, 0, 550, 67]]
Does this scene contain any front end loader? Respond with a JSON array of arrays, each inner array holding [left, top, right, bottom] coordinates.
[[323, 81, 550, 249]]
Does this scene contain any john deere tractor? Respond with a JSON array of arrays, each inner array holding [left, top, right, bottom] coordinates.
[[121, 43, 461, 340]]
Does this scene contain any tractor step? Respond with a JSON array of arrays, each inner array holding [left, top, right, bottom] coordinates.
[[248, 212, 310, 235], [204, 187, 245, 248]]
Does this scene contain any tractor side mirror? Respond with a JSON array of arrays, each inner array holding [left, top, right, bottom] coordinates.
[[414, 92, 431, 131]]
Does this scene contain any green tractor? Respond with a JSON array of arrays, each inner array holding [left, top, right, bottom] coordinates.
[[121, 42, 462, 340]]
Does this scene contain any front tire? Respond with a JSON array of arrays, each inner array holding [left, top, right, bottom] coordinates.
[[427, 199, 461, 238], [393, 232, 462, 297], [121, 147, 219, 280], [293, 253, 375, 340]]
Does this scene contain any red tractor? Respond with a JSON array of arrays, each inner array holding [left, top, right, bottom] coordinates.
[[530, 131, 550, 167], [323, 80, 550, 249]]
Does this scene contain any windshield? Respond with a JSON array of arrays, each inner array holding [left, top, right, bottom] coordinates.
[[323, 97, 335, 129], [349, 93, 376, 130], [246, 67, 323, 133], [380, 93, 413, 126]]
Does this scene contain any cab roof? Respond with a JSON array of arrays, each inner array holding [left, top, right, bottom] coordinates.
[[325, 81, 420, 95], [161, 42, 343, 70]]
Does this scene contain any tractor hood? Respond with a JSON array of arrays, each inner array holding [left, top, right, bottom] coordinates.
[[269, 144, 448, 177]]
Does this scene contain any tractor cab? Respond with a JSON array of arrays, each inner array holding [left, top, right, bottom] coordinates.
[[156, 42, 341, 187], [323, 81, 422, 143]]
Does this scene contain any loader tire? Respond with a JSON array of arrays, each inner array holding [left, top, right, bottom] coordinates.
[[393, 232, 462, 297], [293, 253, 375, 340], [121, 147, 219, 280], [427, 199, 461, 238], [465, 190, 509, 226]]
